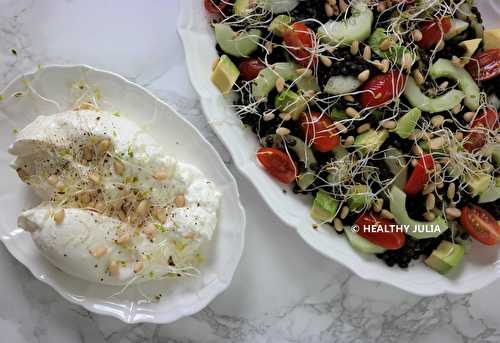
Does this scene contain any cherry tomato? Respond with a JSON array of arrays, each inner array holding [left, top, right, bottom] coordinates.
[[283, 22, 316, 68], [464, 107, 498, 152], [299, 112, 341, 152], [359, 70, 406, 109], [460, 205, 500, 246], [256, 147, 297, 184], [204, 0, 228, 14], [355, 213, 406, 250], [417, 17, 452, 49], [239, 58, 266, 81], [466, 49, 500, 81], [404, 154, 434, 196]]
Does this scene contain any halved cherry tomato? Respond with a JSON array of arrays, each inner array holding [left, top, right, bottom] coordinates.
[[460, 205, 500, 246], [359, 70, 406, 109], [239, 58, 266, 81], [299, 112, 341, 152], [283, 22, 316, 68], [404, 154, 434, 195], [417, 17, 452, 49], [464, 107, 498, 152], [204, 0, 228, 14], [355, 213, 406, 250], [466, 49, 500, 81], [256, 147, 297, 184]]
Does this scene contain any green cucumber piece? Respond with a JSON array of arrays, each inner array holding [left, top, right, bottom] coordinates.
[[348, 184, 372, 212], [384, 147, 408, 190], [429, 58, 480, 110], [354, 129, 389, 155], [311, 190, 339, 223], [214, 24, 262, 58], [345, 229, 387, 254], [445, 19, 470, 40], [324, 75, 361, 95], [392, 108, 421, 139], [257, 0, 299, 13], [269, 15, 293, 36], [425, 241, 465, 275], [389, 186, 448, 239], [403, 77, 465, 113], [274, 90, 308, 120], [478, 181, 500, 203], [318, 1, 373, 45]]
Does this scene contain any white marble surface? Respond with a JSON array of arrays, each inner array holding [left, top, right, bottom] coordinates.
[[1, 1, 500, 342]]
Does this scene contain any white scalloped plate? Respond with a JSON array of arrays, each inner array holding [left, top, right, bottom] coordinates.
[[0, 65, 246, 323], [178, 0, 500, 296]]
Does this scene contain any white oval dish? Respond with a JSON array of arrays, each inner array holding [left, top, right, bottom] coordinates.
[[178, 0, 500, 296], [0, 65, 246, 323]]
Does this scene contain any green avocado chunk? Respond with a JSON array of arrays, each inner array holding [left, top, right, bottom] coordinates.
[[274, 90, 308, 120], [354, 129, 389, 155], [348, 184, 372, 212], [429, 58, 480, 110], [425, 241, 465, 275], [311, 190, 339, 223], [214, 24, 262, 58], [467, 174, 493, 196], [404, 77, 465, 113], [210, 55, 240, 95], [389, 186, 448, 239], [369, 28, 416, 65], [345, 229, 386, 254], [392, 108, 421, 139]]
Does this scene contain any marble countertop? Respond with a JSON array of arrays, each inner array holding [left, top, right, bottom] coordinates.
[[1, 1, 499, 342]]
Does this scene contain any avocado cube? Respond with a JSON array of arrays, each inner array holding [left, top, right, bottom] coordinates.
[[467, 174, 493, 196], [274, 90, 307, 120], [210, 55, 240, 95], [425, 241, 464, 275], [311, 190, 339, 223], [354, 129, 389, 154]]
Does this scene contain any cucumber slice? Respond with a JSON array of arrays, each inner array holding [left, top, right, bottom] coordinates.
[[345, 228, 387, 254], [348, 184, 372, 212], [403, 77, 465, 113], [324, 75, 361, 95], [318, 1, 373, 45], [257, 0, 298, 13], [445, 19, 470, 40], [274, 90, 308, 120], [389, 186, 448, 239], [214, 24, 262, 58], [392, 108, 421, 139], [354, 129, 389, 155], [384, 147, 408, 190], [429, 58, 480, 111]]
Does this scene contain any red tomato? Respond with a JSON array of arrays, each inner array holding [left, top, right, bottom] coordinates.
[[283, 22, 316, 68], [466, 49, 500, 81], [359, 71, 406, 109], [355, 213, 406, 250], [256, 147, 297, 184], [404, 154, 434, 195], [460, 205, 500, 246], [417, 17, 452, 49], [464, 107, 498, 152], [204, 0, 228, 14], [299, 112, 341, 152], [239, 58, 266, 81]]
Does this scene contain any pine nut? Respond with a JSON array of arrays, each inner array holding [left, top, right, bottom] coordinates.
[[429, 136, 445, 150], [463, 111, 475, 122], [423, 183, 435, 195], [431, 115, 445, 128], [402, 53, 413, 70], [345, 107, 359, 118], [153, 168, 169, 181], [381, 120, 397, 129], [90, 246, 107, 258], [452, 56, 464, 68], [276, 127, 291, 136], [117, 232, 131, 245], [263, 111, 275, 121], [357, 123, 371, 134], [144, 223, 157, 238], [320, 55, 332, 67], [377, 2, 386, 12], [379, 38, 393, 51], [343, 95, 355, 102], [423, 211, 435, 221], [412, 29, 423, 42], [411, 159, 418, 167], [334, 218, 344, 232], [265, 41, 273, 54], [344, 136, 355, 146], [136, 199, 150, 217], [455, 132, 464, 141], [363, 45, 372, 60], [54, 208, 65, 224], [325, 3, 334, 17], [279, 112, 292, 121], [438, 81, 449, 91], [381, 59, 390, 73], [373, 198, 383, 212], [47, 175, 58, 186], [350, 40, 360, 55], [108, 261, 119, 277], [156, 207, 167, 224], [339, 0, 348, 12], [175, 194, 186, 208], [275, 77, 285, 93], [113, 160, 125, 176], [340, 206, 349, 220], [357, 69, 370, 82], [445, 207, 461, 219], [425, 193, 435, 211], [452, 104, 461, 114], [97, 139, 111, 154], [412, 144, 423, 155], [413, 69, 425, 85], [133, 262, 144, 273], [334, 122, 347, 133], [447, 183, 456, 200], [381, 209, 394, 220], [296, 68, 313, 77]]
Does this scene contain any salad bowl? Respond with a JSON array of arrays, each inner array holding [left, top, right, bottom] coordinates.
[[178, 0, 500, 295], [0, 65, 246, 323]]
